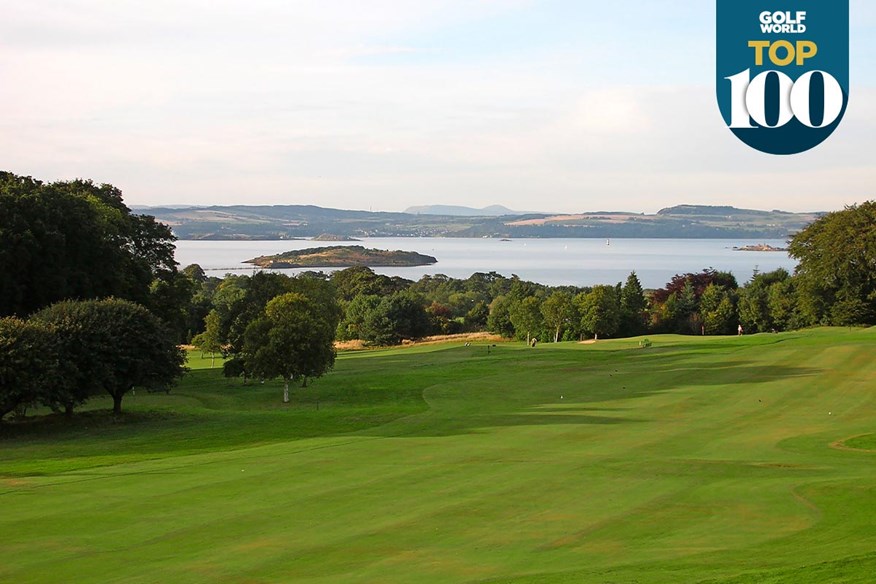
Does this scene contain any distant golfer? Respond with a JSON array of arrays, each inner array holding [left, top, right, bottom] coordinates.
[[738, 324, 744, 336]]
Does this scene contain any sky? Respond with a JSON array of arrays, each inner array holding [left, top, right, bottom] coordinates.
[[1, 0, 874, 214]]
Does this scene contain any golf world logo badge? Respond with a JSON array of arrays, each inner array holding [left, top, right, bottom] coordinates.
[[717, 1, 849, 155]]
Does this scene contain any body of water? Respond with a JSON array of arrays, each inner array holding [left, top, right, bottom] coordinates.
[[173, 238, 797, 289]]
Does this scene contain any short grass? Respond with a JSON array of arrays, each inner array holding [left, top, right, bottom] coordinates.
[[1, 328, 875, 583]]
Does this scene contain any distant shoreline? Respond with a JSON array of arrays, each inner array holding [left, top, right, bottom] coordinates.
[[148, 203, 818, 241], [733, 244, 789, 252], [174, 235, 796, 242]]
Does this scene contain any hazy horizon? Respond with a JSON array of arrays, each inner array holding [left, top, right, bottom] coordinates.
[[3, 1, 875, 214], [129, 201, 831, 216]]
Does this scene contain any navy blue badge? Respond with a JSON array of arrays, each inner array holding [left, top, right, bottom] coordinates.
[[717, 1, 849, 155]]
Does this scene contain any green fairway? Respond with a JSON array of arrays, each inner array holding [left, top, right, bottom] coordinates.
[[2, 328, 875, 583]]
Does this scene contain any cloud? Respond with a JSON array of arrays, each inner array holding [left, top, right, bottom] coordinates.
[[1, 0, 874, 213]]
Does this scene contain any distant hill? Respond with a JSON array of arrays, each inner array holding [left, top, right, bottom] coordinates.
[[404, 205, 526, 217], [130, 205, 198, 211], [142, 203, 822, 240], [658, 205, 774, 217]]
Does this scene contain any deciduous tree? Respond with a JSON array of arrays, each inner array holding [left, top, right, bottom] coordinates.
[[0, 318, 59, 420], [541, 291, 574, 342], [577, 285, 620, 339], [32, 299, 186, 414], [509, 296, 543, 344], [789, 202, 876, 326], [0, 172, 177, 317], [244, 292, 340, 402]]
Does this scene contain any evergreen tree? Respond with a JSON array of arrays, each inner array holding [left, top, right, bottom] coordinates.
[[619, 272, 648, 336]]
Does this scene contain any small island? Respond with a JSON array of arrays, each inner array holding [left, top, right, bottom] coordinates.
[[733, 244, 789, 252], [312, 234, 361, 242], [245, 245, 438, 269]]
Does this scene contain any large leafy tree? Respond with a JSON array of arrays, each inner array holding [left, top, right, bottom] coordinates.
[[337, 294, 381, 341], [146, 269, 195, 343], [738, 269, 791, 333], [216, 274, 343, 376], [789, 202, 876, 326], [244, 291, 341, 402], [577, 285, 621, 339], [700, 284, 737, 335], [363, 292, 431, 345], [0, 318, 60, 420], [0, 172, 177, 317], [509, 296, 544, 344], [487, 295, 515, 339], [331, 267, 410, 302], [541, 291, 575, 342], [767, 277, 800, 331], [211, 273, 297, 377], [32, 299, 186, 414]]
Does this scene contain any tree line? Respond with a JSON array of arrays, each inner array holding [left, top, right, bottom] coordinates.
[[185, 202, 875, 355], [1, 173, 342, 418], [2, 170, 874, 420], [1, 172, 191, 419]]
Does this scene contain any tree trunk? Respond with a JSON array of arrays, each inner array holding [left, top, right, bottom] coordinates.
[[554, 326, 560, 343], [283, 378, 290, 403], [301, 377, 308, 388], [64, 402, 74, 417], [112, 393, 123, 414], [210, 352, 215, 368]]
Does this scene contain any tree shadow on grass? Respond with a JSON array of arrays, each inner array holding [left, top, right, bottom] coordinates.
[[363, 351, 823, 438], [0, 346, 824, 459]]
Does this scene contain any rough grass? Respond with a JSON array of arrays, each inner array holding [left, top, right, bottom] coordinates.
[[1, 327, 875, 583]]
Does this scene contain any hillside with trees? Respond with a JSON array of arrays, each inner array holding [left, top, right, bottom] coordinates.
[[142, 203, 821, 240]]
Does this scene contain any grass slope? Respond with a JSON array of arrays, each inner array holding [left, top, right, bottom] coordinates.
[[1, 328, 875, 583]]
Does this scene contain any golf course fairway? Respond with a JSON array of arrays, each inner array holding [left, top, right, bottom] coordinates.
[[2, 328, 875, 583]]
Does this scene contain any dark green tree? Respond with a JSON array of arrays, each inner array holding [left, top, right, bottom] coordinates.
[[464, 301, 490, 330], [700, 284, 737, 335], [0, 318, 60, 420], [739, 269, 791, 333], [676, 280, 700, 334], [32, 299, 186, 414], [0, 172, 177, 317], [362, 292, 430, 345], [619, 272, 648, 336], [337, 294, 381, 341], [244, 292, 340, 401], [147, 270, 195, 343], [509, 296, 543, 344], [767, 278, 798, 331], [331, 267, 410, 302], [789, 202, 876, 326], [541, 291, 574, 342], [577, 285, 620, 339], [487, 295, 515, 338]]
